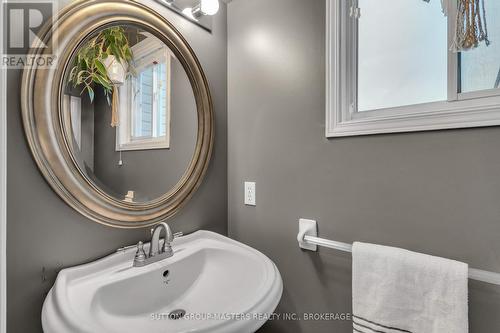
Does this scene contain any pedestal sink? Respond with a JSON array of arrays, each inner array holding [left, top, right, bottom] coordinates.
[[42, 231, 283, 333]]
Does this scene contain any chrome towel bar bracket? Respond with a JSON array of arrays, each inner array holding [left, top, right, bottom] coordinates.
[[297, 218, 500, 286]]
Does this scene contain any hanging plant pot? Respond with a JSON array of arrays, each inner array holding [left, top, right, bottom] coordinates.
[[102, 55, 125, 127], [103, 55, 126, 86], [68, 26, 135, 128]]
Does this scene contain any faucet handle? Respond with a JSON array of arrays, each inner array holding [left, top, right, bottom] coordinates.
[[134, 241, 147, 264], [163, 243, 173, 256]]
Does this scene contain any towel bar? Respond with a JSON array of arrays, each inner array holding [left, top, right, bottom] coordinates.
[[297, 219, 500, 286]]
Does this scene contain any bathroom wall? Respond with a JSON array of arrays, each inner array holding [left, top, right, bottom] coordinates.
[[227, 0, 500, 332], [6, 1, 227, 332], [92, 58, 197, 201]]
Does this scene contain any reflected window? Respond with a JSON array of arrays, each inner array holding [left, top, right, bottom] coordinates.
[[117, 34, 171, 151]]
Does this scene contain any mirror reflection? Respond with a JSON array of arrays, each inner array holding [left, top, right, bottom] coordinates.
[[63, 25, 197, 203]]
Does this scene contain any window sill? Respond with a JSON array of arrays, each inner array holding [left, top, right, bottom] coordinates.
[[326, 96, 500, 137], [116, 139, 170, 151]]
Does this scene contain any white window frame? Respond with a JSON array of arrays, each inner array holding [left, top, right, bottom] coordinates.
[[116, 35, 172, 151], [326, 0, 500, 137]]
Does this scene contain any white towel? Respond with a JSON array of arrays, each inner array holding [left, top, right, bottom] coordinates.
[[352, 242, 468, 333]]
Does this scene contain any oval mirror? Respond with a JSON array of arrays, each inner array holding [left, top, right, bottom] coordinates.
[[63, 25, 197, 204], [21, 1, 214, 228]]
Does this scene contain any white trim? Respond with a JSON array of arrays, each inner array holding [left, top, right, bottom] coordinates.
[[325, 0, 341, 138], [458, 88, 500, 101], [0, 0, 7, 330], [326, 0, 500, 137], [116, 137, 171, 151], [69, 96, 82, 150]]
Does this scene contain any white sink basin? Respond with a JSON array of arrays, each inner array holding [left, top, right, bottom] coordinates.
[[42, 231, 283, 333]]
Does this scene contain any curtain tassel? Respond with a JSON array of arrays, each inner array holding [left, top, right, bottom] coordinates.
[[110, 85, 119, 127], [451, 0, 490, 52]]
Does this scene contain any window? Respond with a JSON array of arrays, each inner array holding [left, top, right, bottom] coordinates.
[[132, 62, 168, 139], [117, 35, 171, 150], [460, 1, 500, 94], [326, 0, 500, 137]]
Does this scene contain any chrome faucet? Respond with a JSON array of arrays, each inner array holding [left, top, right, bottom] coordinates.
[[133, 222, 175, 267]]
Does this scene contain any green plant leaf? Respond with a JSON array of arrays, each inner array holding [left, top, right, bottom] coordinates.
[[94, 60, 107, 77], [68, 26, 134, 103], [87, 86, 95, 102], [95, 75, 112, 90]]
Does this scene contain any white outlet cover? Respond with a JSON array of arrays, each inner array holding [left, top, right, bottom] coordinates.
[[244, 182, 256, 206]]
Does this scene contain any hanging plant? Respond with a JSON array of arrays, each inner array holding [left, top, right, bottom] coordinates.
[[68, 26, 135, 103]]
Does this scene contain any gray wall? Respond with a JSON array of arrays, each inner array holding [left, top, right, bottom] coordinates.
[[92, 58, 197, 202], [80, 95, 95, 171], [227, 0, 500, 332], [6, 1, 227, 332]]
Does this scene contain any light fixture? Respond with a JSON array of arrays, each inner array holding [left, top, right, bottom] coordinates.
[[182, 7, 197, 20], [200, 0, 219, 15], [189, 0, 220, 18]]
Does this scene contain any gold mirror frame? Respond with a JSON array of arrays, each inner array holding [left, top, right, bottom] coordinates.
[[21, 0, 214, 228]]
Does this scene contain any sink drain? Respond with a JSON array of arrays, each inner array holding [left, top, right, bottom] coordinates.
[[169, 309, 186, 320]]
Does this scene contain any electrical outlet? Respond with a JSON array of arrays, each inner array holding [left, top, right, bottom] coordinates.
[[244, 182, 256, 206]]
